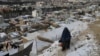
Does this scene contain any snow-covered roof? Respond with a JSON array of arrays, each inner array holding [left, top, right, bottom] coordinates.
[[0, 15, 3, 17], [25, 32, 40, 40], [0, 32, 7, 38], [38, 21, 88, 42], [0, 23, 9, 28], [80, 16, 94, 20]]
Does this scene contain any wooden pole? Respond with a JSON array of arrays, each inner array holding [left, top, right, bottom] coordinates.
[[35, 38, 38, 56]]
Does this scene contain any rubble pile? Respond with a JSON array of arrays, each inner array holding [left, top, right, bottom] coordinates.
[[0, 1, 100, 56]]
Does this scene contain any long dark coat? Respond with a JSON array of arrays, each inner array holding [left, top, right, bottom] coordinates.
[[59, 27, 71, 51]]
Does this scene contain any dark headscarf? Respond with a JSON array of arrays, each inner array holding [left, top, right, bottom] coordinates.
[[59, 27, 71, 42]]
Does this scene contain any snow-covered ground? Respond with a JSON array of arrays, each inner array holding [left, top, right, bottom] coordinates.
[[28, 13, 99, 56], [66, 34, 98, 56], [36, 19, 98, 56], [38, 26, 98, 56]]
